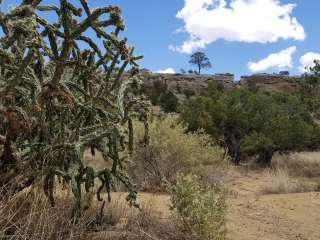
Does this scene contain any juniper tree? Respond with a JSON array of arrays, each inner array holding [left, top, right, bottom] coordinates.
[[0, 0, 149, 216], [181, 86, 320, 166]]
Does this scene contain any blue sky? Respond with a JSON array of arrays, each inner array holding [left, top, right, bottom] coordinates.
[[2, 0, 320, 80]]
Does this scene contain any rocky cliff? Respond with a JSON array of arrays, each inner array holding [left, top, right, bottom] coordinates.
[[141, 73, 236, 95], [239, 74, 301, 93], [141, 72, 306, 95]]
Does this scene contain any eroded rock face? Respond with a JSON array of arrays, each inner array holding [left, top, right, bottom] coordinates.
[[141, 72, 309, 97], [239, 74, 300, 93], [141, 73, 236, 95]]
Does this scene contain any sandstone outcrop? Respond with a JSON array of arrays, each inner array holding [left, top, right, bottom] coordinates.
[[239, 74, 301, 93], [141, 73, 235, 95]]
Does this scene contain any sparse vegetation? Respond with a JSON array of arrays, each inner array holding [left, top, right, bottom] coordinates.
[[261, 167, 312, 194], [130, 115, 226, 191], [147, 80, 179, 112], [272, 152, 320, 178], [2, 1, 320, 240], [0, 188, 105, 240], [170, 174, 227, 240]]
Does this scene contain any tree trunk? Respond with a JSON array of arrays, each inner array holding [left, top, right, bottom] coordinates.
[[225, 137, 241, 165], [257, 150, 274, 167]]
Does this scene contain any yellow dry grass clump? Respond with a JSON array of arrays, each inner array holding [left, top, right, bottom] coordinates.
[[272, 152, 320, 178], [131, 115, 227, 190], [0, 186, 203, 240], [261, 167, 312, 194]]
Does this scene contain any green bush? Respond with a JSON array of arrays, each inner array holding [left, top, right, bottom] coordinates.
[[149, 80, 168, 105], [130, 115, 226, 191], [183, 89, 196, 99], [181, 85, 320, 166], [159, 91, 179, 113], [146, 80, 179, 112], [170, 174, 227, 240]]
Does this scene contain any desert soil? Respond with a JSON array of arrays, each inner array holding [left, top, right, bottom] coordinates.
[[226, 171, 320, 240], [134, 170, 320, 240]]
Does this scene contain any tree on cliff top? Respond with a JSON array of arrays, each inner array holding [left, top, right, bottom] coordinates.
[[189, 52, 212, 75]]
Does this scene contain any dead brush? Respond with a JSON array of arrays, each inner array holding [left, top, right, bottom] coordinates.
[[130, 116, 227, 192], [124, 201, 189, 240], [0, 187, 132, 240], [261, 167, 314, 194], [0, 188, 86, 240], [272, 153, 320, 178]]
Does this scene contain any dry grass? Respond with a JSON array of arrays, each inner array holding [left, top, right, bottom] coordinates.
[[0, 186, 192, 240], [272, 152, 320, 178], [0, 188, 89, 240], [0, 185, 140, 240], [131, 115, 227, 191], [261, 167, 314, 194], [123, 199, 192, 240]]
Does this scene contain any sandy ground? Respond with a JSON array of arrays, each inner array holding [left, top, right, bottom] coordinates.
[[86, 151, 320, 239], [131, 170, 320, 240], [227, 172, 320, 240]]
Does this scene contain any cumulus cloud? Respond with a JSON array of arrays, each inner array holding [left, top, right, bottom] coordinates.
[[156, 68, 176, 74], [299, 52, 320, 72], [248, 46, 296, 72], [171, 0, 305, 53]]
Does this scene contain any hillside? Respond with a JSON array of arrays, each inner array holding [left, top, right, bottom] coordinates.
[[141, 72, 305, 96]]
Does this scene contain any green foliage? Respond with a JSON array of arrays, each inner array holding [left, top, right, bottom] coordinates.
[[159, 91, 179, 113], [0, 0, 149, 216], [149, 80, 168, 105], [294, 60, 320, 117], [183, 88, 196, 99], [189, 52, 212, 75], [147, 80, 178, 113], [181, 85, 320, 165], [170, 174, 227, 240]]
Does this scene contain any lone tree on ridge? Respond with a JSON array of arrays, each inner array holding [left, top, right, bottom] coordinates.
[[189, 51, 212, 75]]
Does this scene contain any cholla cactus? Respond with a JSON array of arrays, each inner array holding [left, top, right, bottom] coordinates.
[[0, 0, 149, 216]]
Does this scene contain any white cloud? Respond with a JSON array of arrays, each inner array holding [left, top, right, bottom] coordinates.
[[299, 52, 320, 72], [156, 68, 176, 74], [172, 0, 305, 53], [248, 46, 296, 72]]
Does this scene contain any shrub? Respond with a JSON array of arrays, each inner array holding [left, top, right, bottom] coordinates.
[[149, 80, 168, 105], [159, 91, 179, 113], [181, 87, 320, 166], [170, 174, 227, 240], [183, 88, 196, 99], [130, 115, 226, 191], [146, 80, 179, 112]]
